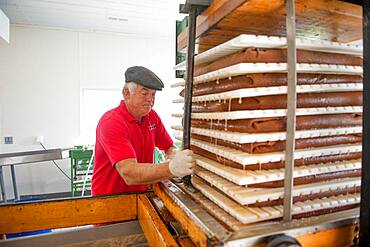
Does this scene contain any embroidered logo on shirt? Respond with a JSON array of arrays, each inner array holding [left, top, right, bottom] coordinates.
[[149, 124, 156, 131]]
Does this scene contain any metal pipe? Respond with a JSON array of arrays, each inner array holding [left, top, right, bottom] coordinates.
[[0, 166, 6, 202], [182, 6, 197, 188], [360, 0, 370, 245], [182, 7, 196, 149], [10, 165, 20, 201], [283, 0, 297, 222]]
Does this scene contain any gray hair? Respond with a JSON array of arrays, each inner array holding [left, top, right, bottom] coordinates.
[[123, 82, 138, 96]]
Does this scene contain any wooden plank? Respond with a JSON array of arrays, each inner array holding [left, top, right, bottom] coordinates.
[[199, 0, 362, 52], [177, 237, 196, 247], [148, 194, 198, 246], [149, 194, 176, 224], [138, 194, 178, 247], [177, 0, 246, 51], [0, 221, 144, 246], [178, 0, 362, 52], [230, 223, 358, 247], [249, 223, 357, 247], [296, 223, 359, 247], [0, 194, 137, 234], [153, 183, 209, 247], [61, 234, 147, 247]]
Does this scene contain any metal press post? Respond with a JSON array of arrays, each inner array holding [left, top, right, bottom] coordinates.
[[180, 0, 211, 190], [283, 0, 297, 222], [360, 0, 370, 245], [182, 6, 197, 190]]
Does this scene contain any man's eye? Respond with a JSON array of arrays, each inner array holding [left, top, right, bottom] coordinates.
[[142, 92, 148, 96]]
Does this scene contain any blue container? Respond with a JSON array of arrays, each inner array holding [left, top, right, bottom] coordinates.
[[6, 198, 52, 239]]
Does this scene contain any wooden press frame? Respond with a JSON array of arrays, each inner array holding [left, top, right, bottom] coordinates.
[[0, 0, 368, 246]]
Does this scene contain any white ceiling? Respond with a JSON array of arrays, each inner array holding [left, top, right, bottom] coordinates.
[[0, 0, 186, 36]]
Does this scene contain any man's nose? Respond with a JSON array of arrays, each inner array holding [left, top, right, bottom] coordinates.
[[147, 94, 155, 103]]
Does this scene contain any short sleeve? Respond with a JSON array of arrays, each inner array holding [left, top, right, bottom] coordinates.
[[153, 111, 173, 151], [98, 119, 137, 166]]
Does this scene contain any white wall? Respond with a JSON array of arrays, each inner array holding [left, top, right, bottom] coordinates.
[[0, 25, 181, 199]]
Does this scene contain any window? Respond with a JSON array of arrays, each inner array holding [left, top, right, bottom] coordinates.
[[80, 88, 122, 145]]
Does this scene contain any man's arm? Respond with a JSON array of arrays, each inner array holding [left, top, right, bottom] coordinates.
[[115, 149, 194, 186], [115, 158, 172, 186]]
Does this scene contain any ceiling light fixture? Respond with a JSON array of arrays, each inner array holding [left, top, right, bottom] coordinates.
[[107, 16, 128, 22]]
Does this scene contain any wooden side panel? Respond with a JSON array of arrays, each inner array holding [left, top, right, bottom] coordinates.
[[296, 224, 358, 247], [153, 183, 208, 247], [138, 195, 178, 247], [177, 237, 197, 247], [149, 194, 176, 224], [250, 224, 358, 247], [58, 234, 147, 247], [0, 194, 137, 234]]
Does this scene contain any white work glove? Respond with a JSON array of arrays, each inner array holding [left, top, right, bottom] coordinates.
[[169, 149, 194, 178], [166, 149, 177, 160]]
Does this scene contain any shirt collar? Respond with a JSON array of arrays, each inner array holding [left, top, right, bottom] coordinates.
[[119, 100, 149, 124]]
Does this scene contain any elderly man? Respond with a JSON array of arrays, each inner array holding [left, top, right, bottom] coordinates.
[[92, 66, 193, 195]]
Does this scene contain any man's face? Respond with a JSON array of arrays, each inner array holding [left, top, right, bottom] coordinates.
[[125, 84, 156, 118]]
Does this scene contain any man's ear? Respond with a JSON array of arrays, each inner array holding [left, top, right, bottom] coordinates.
[[123, 87, 130, 99]]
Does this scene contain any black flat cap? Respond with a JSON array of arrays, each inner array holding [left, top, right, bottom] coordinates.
[[125, 66, 164, 91]]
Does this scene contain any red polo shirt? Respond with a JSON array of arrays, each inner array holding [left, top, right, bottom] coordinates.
[[92, 100, 173, 195]]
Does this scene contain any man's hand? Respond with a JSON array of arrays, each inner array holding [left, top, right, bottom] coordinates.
[[165, 145, 177, 160], [169, 149, 194, 178], [167, 150, 177, 160]]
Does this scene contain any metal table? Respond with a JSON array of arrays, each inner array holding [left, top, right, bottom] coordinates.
[[0, 149, 69, 202]]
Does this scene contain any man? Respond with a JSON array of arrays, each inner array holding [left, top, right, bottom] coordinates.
[[92, 66, 194, 195]]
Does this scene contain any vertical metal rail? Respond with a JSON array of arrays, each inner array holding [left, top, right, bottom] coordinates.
[[10, 165, 20, 201], [175, 21, 179, 78], [182, 6, 197, 189], [283, 0, 297, 222], [0, 166, 6, 202], [360, 0, 370, 245]]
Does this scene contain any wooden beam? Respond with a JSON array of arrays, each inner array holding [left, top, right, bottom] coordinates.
[[0, 194, 137, 234], [0, 221, 144, 246], [177, 237, 196, 247], [149, 194, 176, 224], [178, 0, 363, 53], [153, 183, 209, 247], [54, 234, 147, 247], [138, 194, 178, 247], [249, 224, 358, 247], [296, 223, 359, 247], [177, 0, 246, 51]]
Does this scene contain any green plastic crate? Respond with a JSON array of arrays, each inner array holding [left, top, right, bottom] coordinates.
[[154, 141, 182, 164], [69, 147, 94, 197], [176, 16, 188, 36]]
